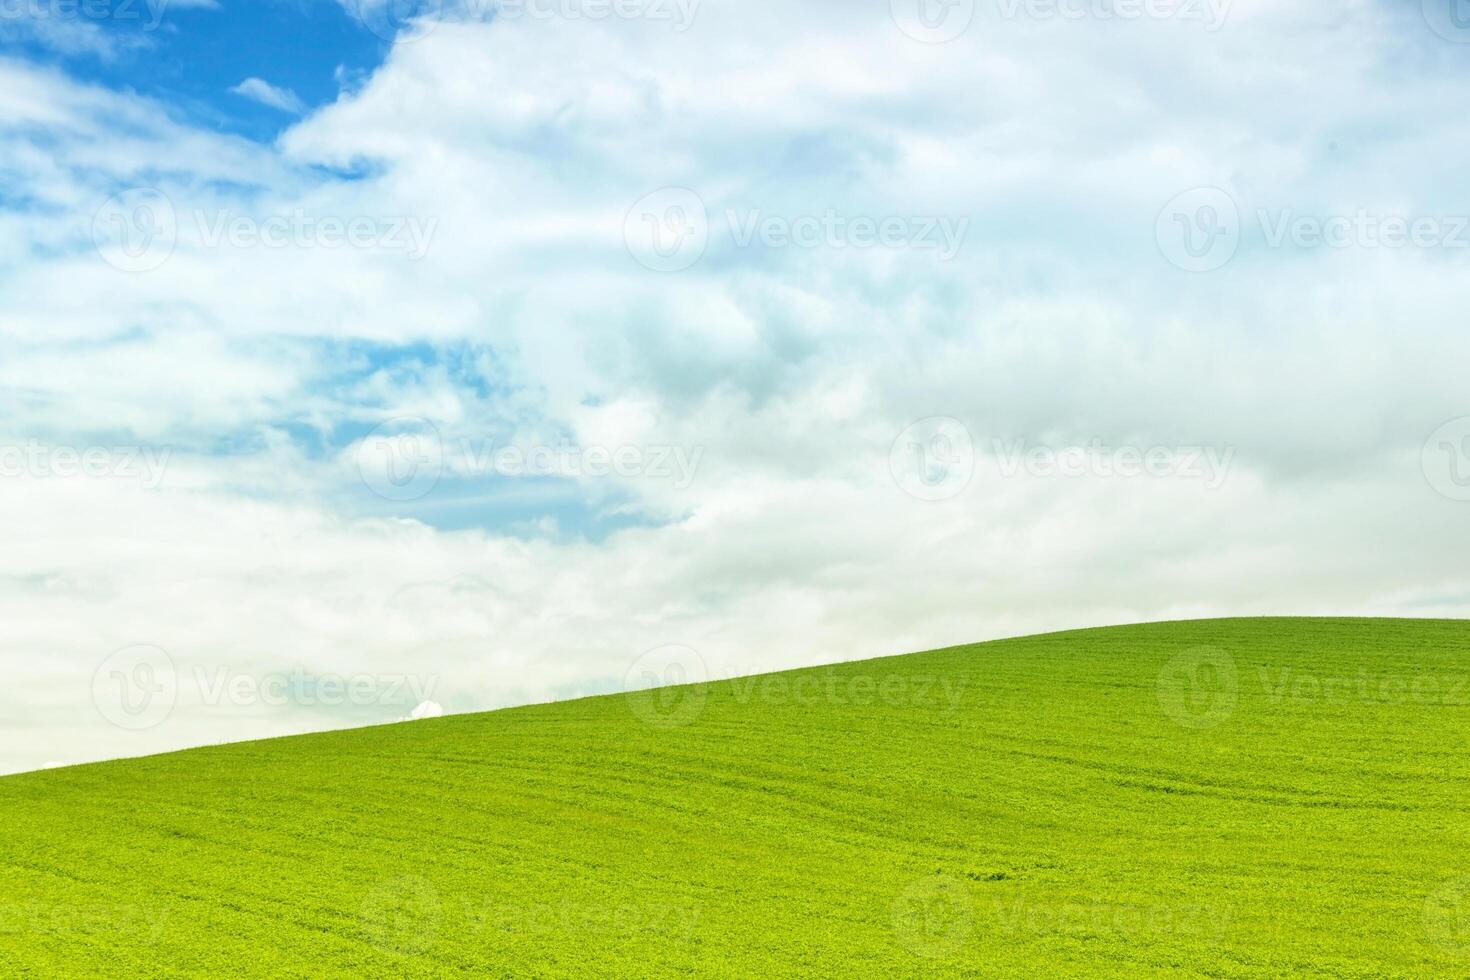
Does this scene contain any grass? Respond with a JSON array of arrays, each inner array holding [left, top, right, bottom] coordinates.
[[4, 617, 1470, 976]]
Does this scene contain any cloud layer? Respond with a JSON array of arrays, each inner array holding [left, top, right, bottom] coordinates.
[[2, 1, 1469, 773]]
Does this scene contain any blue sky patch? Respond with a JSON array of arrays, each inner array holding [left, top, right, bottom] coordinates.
[[1, 0, 389, 142]]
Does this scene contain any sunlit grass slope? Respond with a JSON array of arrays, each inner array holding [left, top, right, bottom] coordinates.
[[4, 618, 1470, 977]]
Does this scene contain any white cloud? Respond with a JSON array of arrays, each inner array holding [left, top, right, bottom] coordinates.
[[0, 0, 220, 56], [230, 77, 307, 115], [0, 16, 147, 60], [405, 701, 445, 721]]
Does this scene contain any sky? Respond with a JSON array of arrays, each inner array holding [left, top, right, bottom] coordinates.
[[2, 0, 1470, 774]]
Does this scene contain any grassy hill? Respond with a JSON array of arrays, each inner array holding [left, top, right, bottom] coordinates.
[[4, 617, 1470, 976]]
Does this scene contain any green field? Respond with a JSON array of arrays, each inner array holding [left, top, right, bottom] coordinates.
[[4, 617, 1470, 976]]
